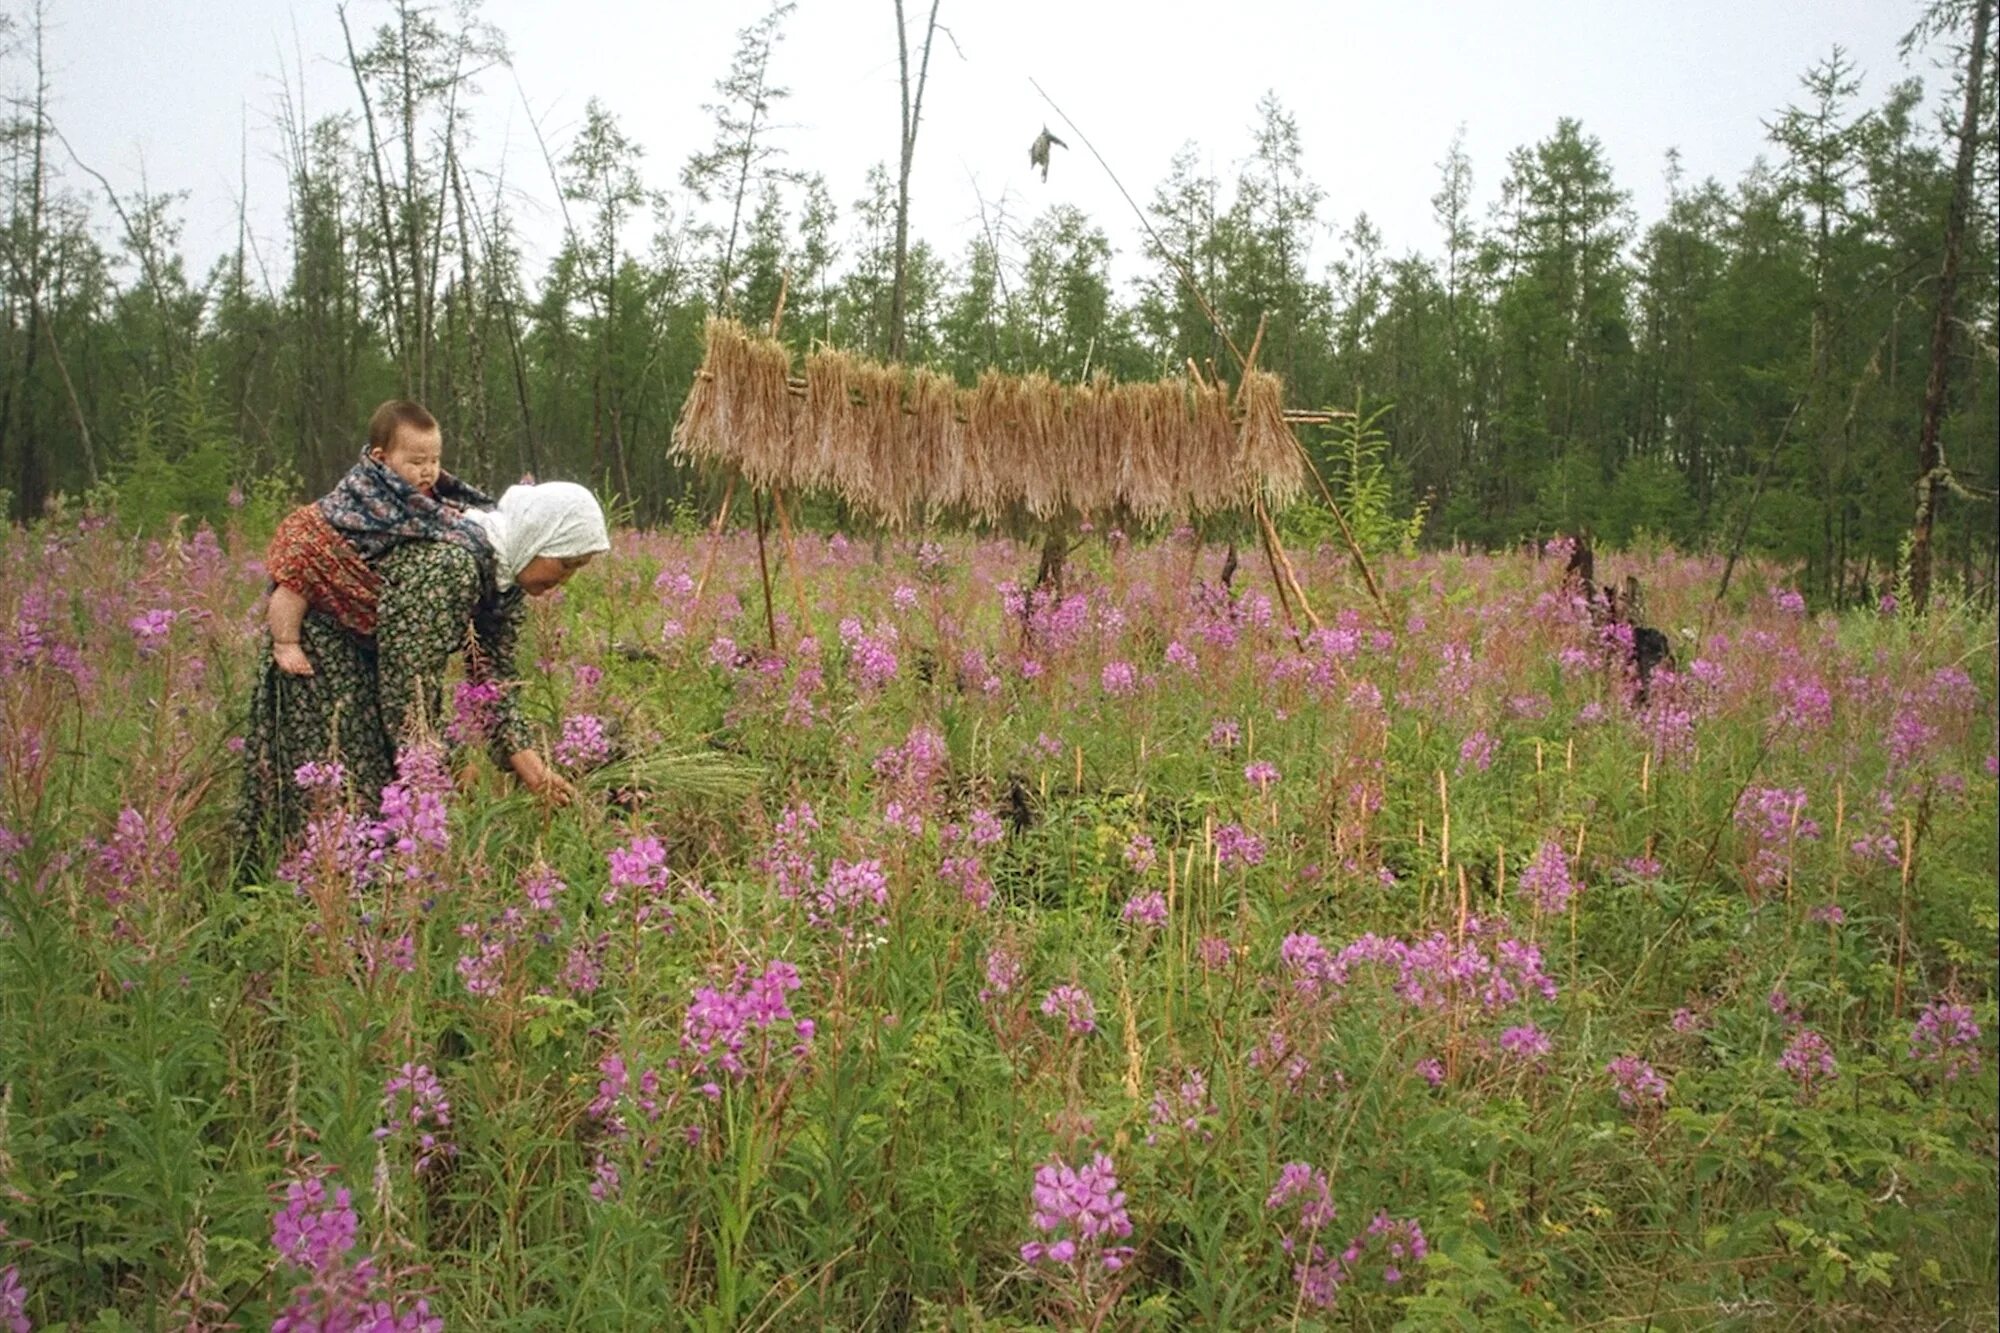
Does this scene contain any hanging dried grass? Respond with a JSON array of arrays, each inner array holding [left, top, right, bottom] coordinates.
[[1234, 370, 1305, 508], [907, 368, 962, 514], [676, 320, 1309, 526], [673, 317, 793, 486], [802, 348, 856, 498]]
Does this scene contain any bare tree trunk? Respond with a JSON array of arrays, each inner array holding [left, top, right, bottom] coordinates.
[[1909, 0, 1994, 613], [339, 2, 411, 390], [399, 0, 427, 399], [450, 158, 490, 482], [889, 0, 942, 361]]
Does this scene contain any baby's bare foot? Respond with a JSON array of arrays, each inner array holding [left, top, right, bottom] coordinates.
[[274, 642, 315, 677]]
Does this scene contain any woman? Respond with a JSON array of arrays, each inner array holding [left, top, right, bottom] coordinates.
[[235, 481, 610, 864]]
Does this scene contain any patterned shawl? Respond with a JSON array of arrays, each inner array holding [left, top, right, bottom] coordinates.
[[315, 451, 497, 572]]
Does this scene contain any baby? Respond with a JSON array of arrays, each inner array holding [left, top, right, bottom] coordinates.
[[266, 399, 492, 676]]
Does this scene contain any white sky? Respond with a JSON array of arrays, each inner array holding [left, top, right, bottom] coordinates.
[[39, 0, 1946, 297]]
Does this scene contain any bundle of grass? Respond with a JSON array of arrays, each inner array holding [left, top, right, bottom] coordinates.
[[1234, 370, 1306, 508], [582, 746, 763, 804], [852, 361, 907, 520], [1120, 380, 1184, 522], [803, 347, 861, 499], [1181, 378, 1241, 516], [673, 318, 794, 485], [907, 367, 963, 517]]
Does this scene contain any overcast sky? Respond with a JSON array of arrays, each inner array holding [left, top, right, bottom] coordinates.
[[38, 0, 1947, 295]]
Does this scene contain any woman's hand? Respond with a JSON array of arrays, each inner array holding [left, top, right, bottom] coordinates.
[[509, 749, 576, 807]]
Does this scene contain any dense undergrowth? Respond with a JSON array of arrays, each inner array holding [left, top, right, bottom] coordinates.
[[0, 515, 1994, 1330]]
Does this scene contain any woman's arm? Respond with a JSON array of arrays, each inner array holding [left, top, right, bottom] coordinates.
[[471, 586, 575, 806]]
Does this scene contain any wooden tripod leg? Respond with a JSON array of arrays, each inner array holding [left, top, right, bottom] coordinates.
[[691, 472, 739, 608], [770, 487, 811, 628]]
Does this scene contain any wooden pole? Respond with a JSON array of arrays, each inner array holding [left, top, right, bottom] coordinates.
[[1254, 497, 1304, 645], [753, 488, 778, 651], [690, 471, 739, 608], [769, 487, 812, 626], [1255, 497, 1321, 632]]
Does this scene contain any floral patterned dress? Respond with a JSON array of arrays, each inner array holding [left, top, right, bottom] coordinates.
[[234, 540, 530, 866]]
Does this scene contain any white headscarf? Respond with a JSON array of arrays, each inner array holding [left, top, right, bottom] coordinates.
[[465, 481, 610, 589]]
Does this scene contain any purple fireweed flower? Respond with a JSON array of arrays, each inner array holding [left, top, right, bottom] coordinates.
[[1849, 830, 1902, 865], [1885, 706, 1938, 771], [272, 1178, 358, 1273], [980, 946, 1023, 1004], [376, 1063, 455, 1174], [1353, 1212, 1430, 1288], [1213, 824, 1265, 869], [806, 857, 889, 935], [1123, 831, 1158, 873], [1779, 1028, 1837, 1096], [1670, 1007, 1703, 1035], [1735, 787, 1821, 890], [456, 939, 506, 998], [1281, 923, 1559, 1015], [1020, 1152, 1136, 1273], [562, 934, 607, 995], [1146, 1068, 1215, 1145], [1457, 728, 1496, 774], [1244, 760, 1281, 792], [376, 745, 450, 873], [1040, 983, 1097, 1035], [129, 607, 176, 654], [1498, 1024, 1553, 1062], [520, 863, 565, 912], [1267, 1162, 1337, 1232], [607, 834, 670, 901], [1197, 936, 1233, 971], [1100, 660, 1139, 696], [1280, 933, 1336, 998], [1518, 840, 1580, 915], [939, 854, 995, 911], [1909, 999, 1983, 1081], [1806, 903, 1846, 925], [968, 808, 1005, 847], [269, 1174, 440, 1333], [1414, 1057, 1446, 1087], [554, 713, 612, 769], [88, 806, 180, 903], [1770, 673, 1832, 733], [1606, 1055, 1667, 1108], [446, 679, 504, 745], [0, 1260, 23, 1333], [1120, 891, 1168, 929], [1617, 856, 1663, 884], [294, 760, 348, 792], [1207, 718, 1241, 750], [760, 802, 819, 901], [837, 617, 900, 689], [589, 1154, 622, 1203], [680, 959, 813, 1083]]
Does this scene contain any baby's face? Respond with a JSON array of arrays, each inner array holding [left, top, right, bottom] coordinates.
[[375, 425, 444, 494]]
